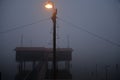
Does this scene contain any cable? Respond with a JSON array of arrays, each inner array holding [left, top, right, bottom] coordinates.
[[58, 17, 120, 47], [0, 18, 50, 34]]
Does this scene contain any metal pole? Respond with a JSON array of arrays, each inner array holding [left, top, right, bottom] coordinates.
[[105, 65, 108, 80], [96, 64, 98, 80], [51, 9, 57, 79]]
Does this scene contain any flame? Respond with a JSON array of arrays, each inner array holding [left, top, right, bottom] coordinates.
[[45, 3, 53, 9]]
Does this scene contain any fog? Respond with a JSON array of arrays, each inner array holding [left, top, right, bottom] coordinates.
[[0, 0, 120, 80]]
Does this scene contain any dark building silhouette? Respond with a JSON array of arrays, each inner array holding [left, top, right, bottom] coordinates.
[[15, 47, 73, 80]]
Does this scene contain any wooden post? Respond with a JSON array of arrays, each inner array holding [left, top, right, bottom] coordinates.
[[116, 64, 119, 80], [32, 61, 36, 70], [65, 61, 70, 71], [0, 72, 1, 80], [23, 61, 25, 71], [96, 64, 98, 80], [18, 63, 21, 73], [20, 62, 23, 72]]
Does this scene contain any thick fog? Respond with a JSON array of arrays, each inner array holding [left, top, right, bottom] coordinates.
[[0, 0, 120, 80]]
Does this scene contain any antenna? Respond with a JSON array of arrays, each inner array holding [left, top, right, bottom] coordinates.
[[20, 34, 23, 47], [30, 40, 32, 47], [56, 20, 60, 48], [67, 35, 70, 48]]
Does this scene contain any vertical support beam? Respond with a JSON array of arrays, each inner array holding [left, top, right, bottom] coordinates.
[[18, 63, 21, 73], [32, 61, 36, 70], [20, 62, 23, 72], [65, 53, 70, 71], [65, 61, 70, 71], [47, 62, 48, 70], [96, 64, 98, 80], [0, 71, 1, 80], [18, 62, 23, 73], [105, 65, 109, 80], [23, 61, 25, 71], [56, 61, 58, 70], [116, 64, 119, 80]]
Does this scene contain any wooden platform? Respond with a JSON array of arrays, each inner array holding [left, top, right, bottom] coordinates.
[[15, 47, 73, 62], [15, 47, 73, 80]]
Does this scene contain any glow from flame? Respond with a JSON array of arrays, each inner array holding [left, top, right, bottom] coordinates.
[[45, 3, 53, 9]]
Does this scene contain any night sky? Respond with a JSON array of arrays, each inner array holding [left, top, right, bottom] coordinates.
[[0, 0, 120, 80]]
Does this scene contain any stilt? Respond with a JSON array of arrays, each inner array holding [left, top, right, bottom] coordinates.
[[65, 61, 70, 71], [0, 71, 1, 80], [20, 62, 23, 72], [18, 63, 21, 73], [96, 64, 98, 80], [23, 61, 25, 71], [32, 61, 36, 70], [56, 61, 58, 70], [116, 64, 119, 80]]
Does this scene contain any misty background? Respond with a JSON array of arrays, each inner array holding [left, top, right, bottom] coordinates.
[[0, 0, 120, 80]]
